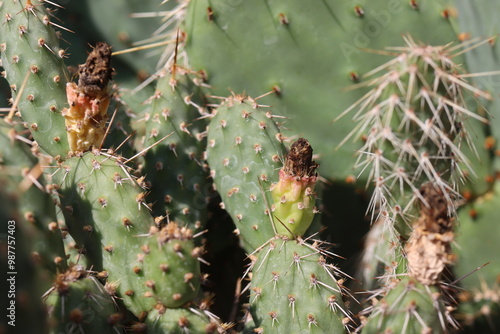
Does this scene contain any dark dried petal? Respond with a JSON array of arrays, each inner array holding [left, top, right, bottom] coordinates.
[[284, 138, 318, 177], [78, 42, 112, 96]]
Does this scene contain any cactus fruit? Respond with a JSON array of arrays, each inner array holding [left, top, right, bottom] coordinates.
[[249, 238, 348, 333], [270, 138, 319, 239], [405, 183, 455, 286], [63, 42, 112, 154], [361, 183, 458, 333], [0, 0, 70, 157], [206, 94, 287, 252]]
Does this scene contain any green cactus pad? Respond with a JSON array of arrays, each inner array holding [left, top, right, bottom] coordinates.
[[45, 267, 124, 334], [142, 69, 209, 233], [51, 151, 156, 314], [250, 238, 347, 333], [0, 120, 67, 273], [52, 153, 201, 315], [0, 0, 70, 157], [453, 182, 500, 323], [140, 222, 201, 308], [206, 94, 287, 252], [362, 277, 448, 334]]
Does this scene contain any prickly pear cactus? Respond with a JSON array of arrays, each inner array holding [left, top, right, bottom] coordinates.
[[206, 94, 287, 252], [249, 238, 348, 333], [51, 151, 202, 316], [141, 67, 210, 233], [337, 36, 489, 229], [362, 276, 450, 334], [2, 0, 500, 333], [0, 0, 70, 157], [184, 0, 462, 182], [45, 266, 125, 334]]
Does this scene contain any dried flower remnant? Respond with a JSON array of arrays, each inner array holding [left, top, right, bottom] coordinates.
[[405, 183, 455, 285], [63, 42, 113, 153]]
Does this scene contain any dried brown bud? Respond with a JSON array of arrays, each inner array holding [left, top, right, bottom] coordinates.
[[283, 138, 318, 177], [78, 42, 112, 96]]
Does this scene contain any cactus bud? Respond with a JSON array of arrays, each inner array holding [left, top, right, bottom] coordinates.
[[63, 42, 112, 153], [271, 138, 318, 238]]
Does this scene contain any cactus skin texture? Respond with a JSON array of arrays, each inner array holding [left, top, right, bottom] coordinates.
[[0, 0, 70, 157], [250, 238, 347, 333], [206, 94, 287, 252], [142, 68, 210, 233], [184, 0, 461, 182], [140, 222, 202, 309], [45, 266, 125, 334]]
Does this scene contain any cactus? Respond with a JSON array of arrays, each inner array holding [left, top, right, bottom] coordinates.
[[361, 276, 450, 334], [141, 67, 210, 233], [184, 0, 462, 182], [2, 0, 500, 332], [206, 94, 287, 252], [249, 238, 348, 333], [51, 151, 202, 317], [0, 0, 70, 158], [0, 119, 67, 273], [44, 265, 125, 334], [337, 35, 488, 228]]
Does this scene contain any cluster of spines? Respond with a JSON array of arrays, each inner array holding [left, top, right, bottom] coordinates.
[[361, 276, 453, 334], [337, 35, 489, 226]]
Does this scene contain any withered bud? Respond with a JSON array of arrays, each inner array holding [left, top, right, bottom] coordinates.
[[283, 138, 318, 177], [78, 42, 112, 96]]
